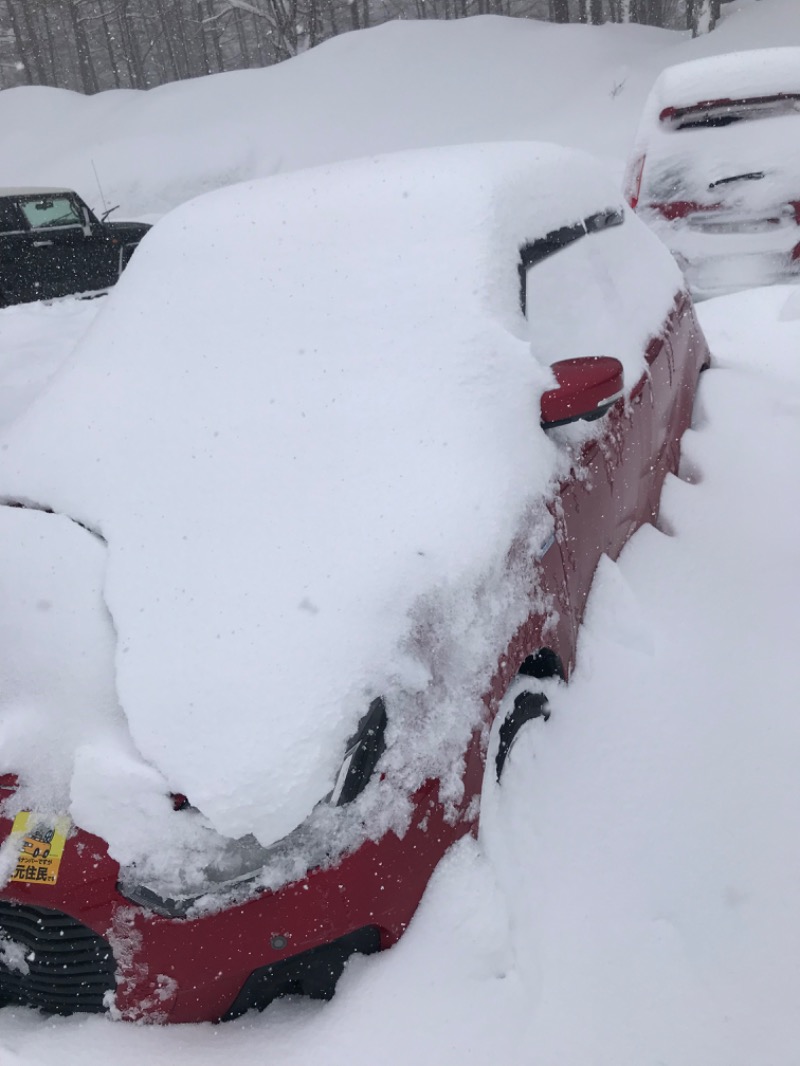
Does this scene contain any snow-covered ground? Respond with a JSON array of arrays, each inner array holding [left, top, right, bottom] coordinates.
[[2, 284, 798, 1066], [1, 0, 800, 1061]]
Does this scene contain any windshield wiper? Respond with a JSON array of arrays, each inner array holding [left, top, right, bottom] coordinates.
[[709, 171, 765, 189]]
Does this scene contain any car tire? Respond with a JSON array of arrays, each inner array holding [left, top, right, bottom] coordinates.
[[495, 689, 550, 782]]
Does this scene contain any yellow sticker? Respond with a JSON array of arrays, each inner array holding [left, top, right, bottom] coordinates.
[[9, 812, 70, 886]]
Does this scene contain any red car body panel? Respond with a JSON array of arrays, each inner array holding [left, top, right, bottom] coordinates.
[[0, 292, 710, 1024]]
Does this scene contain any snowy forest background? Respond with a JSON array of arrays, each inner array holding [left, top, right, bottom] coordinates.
[[1, 0, 729, 93]]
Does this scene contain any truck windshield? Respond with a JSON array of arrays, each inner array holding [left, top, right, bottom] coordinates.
[[19, 196, 83, 229]]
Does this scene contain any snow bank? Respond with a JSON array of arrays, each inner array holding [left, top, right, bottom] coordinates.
[[0, 17, 676, 221], [0, 299, 101, 427], [477, 284, 800, 1065], [0, 2, 799, 229]]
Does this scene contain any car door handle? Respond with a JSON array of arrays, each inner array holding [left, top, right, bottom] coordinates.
[[32, 240, 54, 247]]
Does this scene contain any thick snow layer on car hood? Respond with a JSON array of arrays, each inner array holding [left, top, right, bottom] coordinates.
[[0, 142, 670, 860], [650, 48, 800, 115]]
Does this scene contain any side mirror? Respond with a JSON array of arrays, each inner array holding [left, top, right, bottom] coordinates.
[[540, 356, 624, 430]]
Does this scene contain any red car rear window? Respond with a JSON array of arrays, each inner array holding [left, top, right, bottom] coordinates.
[[660, 93, 800, 131]]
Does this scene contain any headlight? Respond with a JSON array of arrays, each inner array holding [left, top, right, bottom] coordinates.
[[118, 698, 388, 917], [119, 832, 274, 917]]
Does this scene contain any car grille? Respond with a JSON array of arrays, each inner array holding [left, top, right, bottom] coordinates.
[[0, 901, 116, 1014]]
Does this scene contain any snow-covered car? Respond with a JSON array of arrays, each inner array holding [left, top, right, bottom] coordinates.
[[0, 187, 150, 306], [624, 48, 800, 299], [0, 143, 710, 1023]]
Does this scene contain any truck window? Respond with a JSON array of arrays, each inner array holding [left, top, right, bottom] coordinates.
[[19, 196, 83, 230]]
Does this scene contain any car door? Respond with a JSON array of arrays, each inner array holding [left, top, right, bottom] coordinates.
[[0, 198, 40, 305], [16, 194, 114, 299], [522, 204, 687, 642]]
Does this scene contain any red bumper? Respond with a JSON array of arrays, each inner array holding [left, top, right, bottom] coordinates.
[[0, 778, 473, 1023]]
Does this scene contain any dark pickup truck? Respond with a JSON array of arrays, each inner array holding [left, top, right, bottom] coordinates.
[[0, 187, 150, 306]]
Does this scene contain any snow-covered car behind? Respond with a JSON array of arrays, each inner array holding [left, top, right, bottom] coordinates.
[[624, 48, 800, 299], [0, 143, 710, 1022]]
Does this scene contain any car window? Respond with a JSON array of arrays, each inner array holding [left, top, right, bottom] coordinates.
[[19, 196, 83, 230], [0, 200, 24, 233], [522, 208, 675, 388], [662, 94, 800, 132], [518, 208, 623, 316]]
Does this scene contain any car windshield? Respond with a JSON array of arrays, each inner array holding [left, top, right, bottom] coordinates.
[[19, 196, 82, 229]]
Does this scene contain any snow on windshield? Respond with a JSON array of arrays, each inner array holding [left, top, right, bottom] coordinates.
[[0, 143, 676, 889]]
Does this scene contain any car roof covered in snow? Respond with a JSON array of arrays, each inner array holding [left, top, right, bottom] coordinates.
[[0, 142, 678, 862], [648, 48, 800, 118]]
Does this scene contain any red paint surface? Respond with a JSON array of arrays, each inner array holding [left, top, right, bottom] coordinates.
[[0, 292, 710, 1023]]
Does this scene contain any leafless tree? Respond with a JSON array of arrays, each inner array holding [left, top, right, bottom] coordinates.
[[0, 0, 721, 92]]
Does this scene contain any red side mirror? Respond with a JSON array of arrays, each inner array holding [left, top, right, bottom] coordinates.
[[540, 356, 624, 430]]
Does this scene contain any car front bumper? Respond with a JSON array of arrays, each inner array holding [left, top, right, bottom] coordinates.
[[0, 778, 472, 1023]]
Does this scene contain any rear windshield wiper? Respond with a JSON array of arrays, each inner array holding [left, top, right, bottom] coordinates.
[[708, 170, 765, 189]]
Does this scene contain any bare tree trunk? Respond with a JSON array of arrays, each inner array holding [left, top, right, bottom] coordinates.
[[5, 1, 34, 83], [205, 1, 225, 71], [232, 5, 252, 64], [120, 3, 147, 87], [550, 0, 569, 20], [19, 0, 48, 84], [94, 0, 122, 88], [39, 2, 61, 87], [689, 0, 719, 34], [153, 0, 183, 80], [71, 0, 100, 92]]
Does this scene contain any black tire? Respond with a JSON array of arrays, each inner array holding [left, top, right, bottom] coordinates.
[[495, 690, 550, 782]]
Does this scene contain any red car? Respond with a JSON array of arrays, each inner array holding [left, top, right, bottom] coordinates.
[[624, 48, 800, 299], [0, 144, 710, 1023]]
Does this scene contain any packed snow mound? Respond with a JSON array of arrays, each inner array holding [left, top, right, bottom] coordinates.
[[0, 16, 671, 219], [1, 2, 799, 227], [0, 141, 669, 855]]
